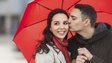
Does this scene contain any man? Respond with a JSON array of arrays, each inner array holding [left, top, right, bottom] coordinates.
[[68, 4, 112, 63]]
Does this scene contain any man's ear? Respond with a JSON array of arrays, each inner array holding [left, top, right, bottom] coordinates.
[[84, 19, 90, 26]]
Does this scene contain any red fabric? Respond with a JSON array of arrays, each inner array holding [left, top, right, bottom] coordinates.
[[53, 37, 70, 63], [13, 0, 112, 63], [29, 58, 35, 63], [13, 0, 77, 62]]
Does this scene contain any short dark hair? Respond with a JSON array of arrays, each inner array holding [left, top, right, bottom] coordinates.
[[75, 4, 97, 27]]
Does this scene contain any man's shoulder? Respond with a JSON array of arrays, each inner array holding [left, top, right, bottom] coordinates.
[[106, 30, 112, 37]]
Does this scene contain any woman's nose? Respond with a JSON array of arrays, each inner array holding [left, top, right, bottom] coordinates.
[[59, 25, 64, 28]]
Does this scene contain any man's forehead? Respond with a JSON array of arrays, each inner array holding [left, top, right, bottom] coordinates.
[[71, 8, 80, 13], [70, 8, 81, 15]]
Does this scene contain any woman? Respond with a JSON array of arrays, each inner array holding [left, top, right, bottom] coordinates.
[[35, 9, 70, 63]]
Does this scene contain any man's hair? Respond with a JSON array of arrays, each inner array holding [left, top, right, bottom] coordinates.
[[75, 4, 97, 27]]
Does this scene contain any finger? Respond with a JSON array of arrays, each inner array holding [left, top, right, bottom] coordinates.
[[78, 48, 93, 61], [71, 59, 76, 63], [78, 48, 89, 57], [78, 55, 87, 60], [78, 48, 85, 55], [78, 47, 87, 51], [76, 60, 83, 63], [76, 58, 85, 63], [76, 55, 87, 63]]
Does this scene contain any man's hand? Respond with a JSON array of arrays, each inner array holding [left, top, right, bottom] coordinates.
[[78, 47, 93, 61], [72, 55, 87, 63]]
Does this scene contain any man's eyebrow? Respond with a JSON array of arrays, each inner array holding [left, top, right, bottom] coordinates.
[[70, 15, 75, 18]]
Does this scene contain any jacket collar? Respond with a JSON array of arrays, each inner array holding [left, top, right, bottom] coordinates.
[[48, 44, 66, 63]]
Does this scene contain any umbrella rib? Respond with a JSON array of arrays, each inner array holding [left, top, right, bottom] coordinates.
[[25, 19, 47, 28], [66, 0, 81, 11], [97, 11, 112, 14], [34, 2, 53, 11], [61, 0, 64, 9]]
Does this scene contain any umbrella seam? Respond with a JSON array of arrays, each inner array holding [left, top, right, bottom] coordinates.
[[66, 0, 81, 11], [34, 2, 53, 11], [61, 0, 64, 9], [97, 11, 112, 14], [25, 19, 47, 28]]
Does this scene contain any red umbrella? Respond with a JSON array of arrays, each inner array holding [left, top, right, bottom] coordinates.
[[13, 0, 78, 63], [13, 0, 112, 63]]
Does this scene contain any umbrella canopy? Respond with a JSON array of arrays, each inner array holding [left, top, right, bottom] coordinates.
[[13, 0, 78, 63], [13, 0, 112, 63]]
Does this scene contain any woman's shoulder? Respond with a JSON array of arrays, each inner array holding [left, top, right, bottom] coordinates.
[[36, 44, 55, 54], [35, 44, 55, 63], [47, 44, 60, 54]]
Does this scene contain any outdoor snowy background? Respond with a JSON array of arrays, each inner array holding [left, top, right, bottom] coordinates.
[[0, 0, 33, 63]]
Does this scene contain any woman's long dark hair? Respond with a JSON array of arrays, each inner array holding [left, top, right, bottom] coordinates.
[[36, 8, 69, 54]]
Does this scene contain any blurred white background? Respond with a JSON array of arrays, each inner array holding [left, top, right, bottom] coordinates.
[[0, 0, 33, 63]]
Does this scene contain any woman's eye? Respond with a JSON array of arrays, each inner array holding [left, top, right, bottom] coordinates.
[[54, 22, 59, 25]]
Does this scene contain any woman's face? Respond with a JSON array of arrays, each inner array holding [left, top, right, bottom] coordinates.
[[50, 13, 69, 41]]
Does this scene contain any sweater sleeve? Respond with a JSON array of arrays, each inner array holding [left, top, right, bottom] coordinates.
[[108, 47, 112, 63], [89, 55, 105, 63], [35, 50, 54, 63]]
